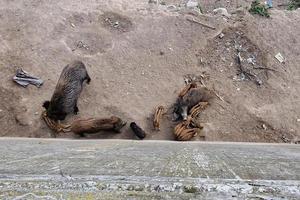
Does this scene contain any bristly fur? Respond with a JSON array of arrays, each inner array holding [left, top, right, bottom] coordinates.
[[130, 122, 146, 139], [174, 87, 213, 120], [43, 60, 91, 121]]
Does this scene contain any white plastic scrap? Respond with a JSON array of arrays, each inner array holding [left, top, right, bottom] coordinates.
[[275, 53, 285, 63]]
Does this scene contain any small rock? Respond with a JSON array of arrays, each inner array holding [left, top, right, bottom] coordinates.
[[213, 8, 231, 18], [247, 57, 256, 65], [113, 21, 119, 28], [186, 0, 198, 8], [219, 33, 224, 39], [0, 109, 2, 112], [236, 88, 240, 91], [148, 0, 158, 4], [297, 119, 300, 122], [262, 124, 267, 130], [15, 115, 30, 126], [70, 23, 75, 28], [34, 112, 39, 115], [167, 5, 178, 12]]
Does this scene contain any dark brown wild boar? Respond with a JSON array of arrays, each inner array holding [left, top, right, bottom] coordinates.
[[173, 87, 212, 121], [43, 61, 91, 121]]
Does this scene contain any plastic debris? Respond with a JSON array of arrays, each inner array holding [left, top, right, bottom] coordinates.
[[219, 33, 225, 39], [247, 56, 256, 65], [275, 53, 285, 63], [266, 0, 273, 8], [13, 68, 43, 88]]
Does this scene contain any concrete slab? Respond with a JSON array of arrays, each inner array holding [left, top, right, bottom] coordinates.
[[0, 138, 299, 199]]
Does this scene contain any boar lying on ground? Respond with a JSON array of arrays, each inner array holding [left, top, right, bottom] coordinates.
[[153, 105, 165, 131], [71, 116, 126, 137], [130, 122, 146, 139], [43, 61, 91, 121], [173, 87, 212, 121]]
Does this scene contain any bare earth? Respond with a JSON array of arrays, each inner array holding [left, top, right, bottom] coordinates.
[[0, 0, 299, 142]]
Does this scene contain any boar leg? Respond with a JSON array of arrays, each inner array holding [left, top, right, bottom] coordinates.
[[74, 104, 79, 114], [85, 74, 91, 84]]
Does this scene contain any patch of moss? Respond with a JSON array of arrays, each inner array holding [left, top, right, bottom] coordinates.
[[249, 0, 270, 18], [288, 0, 300, 10], [183, 185, 198, 193]]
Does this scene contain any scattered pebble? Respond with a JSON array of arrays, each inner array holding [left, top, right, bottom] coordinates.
[[262, 124, 267, 130], [70, 23, 75, 28], [148, 0, 158, 4], [236, 88, 240, 91], [113, 21, 119, 28], [186, 0, 198, 8], [297, 119, 300, 122], [213, 8, 231, 18], [247, 57, 256, 65], [219, 33, 224, 39], [34, 112, 39, 115], [166, 5, 178, 12]]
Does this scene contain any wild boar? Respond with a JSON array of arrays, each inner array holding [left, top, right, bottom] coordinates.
[[173, 87, 212, 121], [43, 60, 91, 121]]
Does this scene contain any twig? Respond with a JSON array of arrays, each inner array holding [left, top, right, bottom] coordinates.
[[278, 3, 289, 7], [212, 84, 225, 102], [253, 66, 279, 72], [186, 17, 216, 30], [212, 90, 225, 102]]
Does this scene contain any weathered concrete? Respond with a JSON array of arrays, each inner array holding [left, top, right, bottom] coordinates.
[[0, 138, 299, 199]]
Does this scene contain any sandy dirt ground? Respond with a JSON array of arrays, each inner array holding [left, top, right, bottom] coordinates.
[[0, 0, 299, 142]]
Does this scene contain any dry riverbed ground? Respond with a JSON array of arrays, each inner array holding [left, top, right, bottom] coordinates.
[[0, 0, 299, 142]]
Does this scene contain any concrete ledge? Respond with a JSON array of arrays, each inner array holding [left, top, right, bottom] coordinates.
[[0, 138, 299, 199]]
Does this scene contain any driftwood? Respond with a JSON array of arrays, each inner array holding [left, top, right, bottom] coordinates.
[[186, 16, 216, 30]]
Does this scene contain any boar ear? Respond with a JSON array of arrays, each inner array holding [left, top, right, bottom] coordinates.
[[43, 101, 50, 109]]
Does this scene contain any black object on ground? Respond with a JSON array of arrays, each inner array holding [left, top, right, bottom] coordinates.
[[130, 122, 146, 139], [13, 68, 44, 87]]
